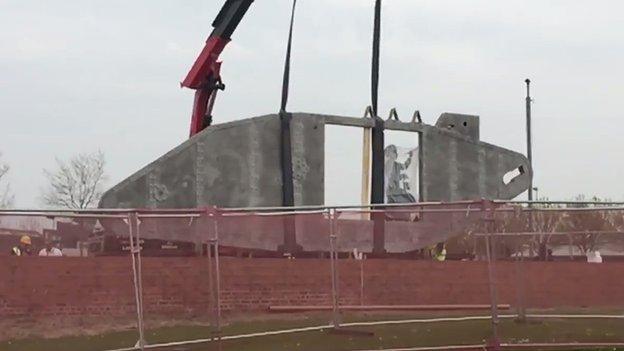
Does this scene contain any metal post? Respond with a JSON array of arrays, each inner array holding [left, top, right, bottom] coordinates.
[[212, 211, 222, 335], [514, 244, 526, 322], [525, 80, 535, 257], [128, 212, 145, 350], [525, 78, 533, 202], [567, 233, 574, 261], [360, 257, 365, 306], [533, 187, 539, 201], [328, 208, 341, 329], [136, 214, 145, 339], [483, 202, 500, 350], [206, 211, 217, 340]]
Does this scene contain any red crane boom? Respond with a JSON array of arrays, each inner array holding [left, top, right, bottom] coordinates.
[[181, 0, 254, 137]]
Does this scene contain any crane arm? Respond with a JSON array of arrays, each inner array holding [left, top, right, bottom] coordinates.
[[182, 0, 254, 137]]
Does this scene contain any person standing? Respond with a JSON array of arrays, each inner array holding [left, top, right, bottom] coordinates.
[[10, 235, 33, 256], [38, 240, 63, 257], [432, 242, 447, 262]]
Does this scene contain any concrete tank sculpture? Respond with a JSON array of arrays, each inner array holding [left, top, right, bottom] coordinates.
[[99, 112, 532, 254], [101, 112, 530, 208]]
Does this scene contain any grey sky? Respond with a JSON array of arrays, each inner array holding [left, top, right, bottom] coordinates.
[[1, 0, 623, 207]]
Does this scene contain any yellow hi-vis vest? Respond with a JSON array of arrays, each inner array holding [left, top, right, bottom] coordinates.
[[434, 248, 446, 261]]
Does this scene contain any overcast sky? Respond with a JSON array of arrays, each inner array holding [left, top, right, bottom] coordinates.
[[1, 0, 623, 207]]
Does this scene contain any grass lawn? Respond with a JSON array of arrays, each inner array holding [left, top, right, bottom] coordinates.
[[4, 311, 624, 351]]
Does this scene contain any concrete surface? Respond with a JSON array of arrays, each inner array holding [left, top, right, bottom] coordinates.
[[99, 112, 532, 252], [100, 112, 530, 208]]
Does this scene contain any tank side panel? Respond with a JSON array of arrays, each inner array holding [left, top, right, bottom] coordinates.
[[291, 114, 324, 206], [421, 123, 531, 202], [420, 127, 452, 201], [99, 115, 285, 209], [196, 115, 283, 208], [98, 143, 197, 209]]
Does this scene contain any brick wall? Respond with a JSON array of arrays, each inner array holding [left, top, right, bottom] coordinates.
[[2, 257, 624, 330]]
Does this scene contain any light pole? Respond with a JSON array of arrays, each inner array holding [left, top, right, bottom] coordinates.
[[525, 79, 533, 201], [532, 187, 539, 201]]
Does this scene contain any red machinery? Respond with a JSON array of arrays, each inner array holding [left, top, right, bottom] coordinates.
[[181, 0, 254, 137]]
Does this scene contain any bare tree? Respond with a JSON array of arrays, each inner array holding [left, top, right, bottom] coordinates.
[[0, 152, 14, 208], [41, 151, 107, 209], [559, 195, 620, 254], [497, 203, 564, 259], [529, 204, 568, 259]]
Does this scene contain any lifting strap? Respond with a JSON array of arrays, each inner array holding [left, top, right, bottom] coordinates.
[[279, 0, 299, 254], [370, 0, 386, 254], [280, 0, 297, 113]]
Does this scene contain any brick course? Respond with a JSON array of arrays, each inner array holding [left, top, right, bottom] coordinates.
[[1, 257, 623, 332]]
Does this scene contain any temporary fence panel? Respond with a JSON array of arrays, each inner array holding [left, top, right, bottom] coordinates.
[[3, 202, 624, 351], [483, 204, 624, 349]]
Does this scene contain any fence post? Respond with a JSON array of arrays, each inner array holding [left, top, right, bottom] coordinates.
[[482, 200, 500, 350], [359, 256, 365, 306], [206, 213, 214, 336], [209, 208, 222, 338], [328, 208, 341, 329], [514, 244, 526, 322], [128, 212, 146, 350], [136, 213, 145, 343], [567, 233, 574, 260], [204, 209, 215, 341]]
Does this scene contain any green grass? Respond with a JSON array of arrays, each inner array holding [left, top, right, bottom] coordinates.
[[4, 313, 624, 351]]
